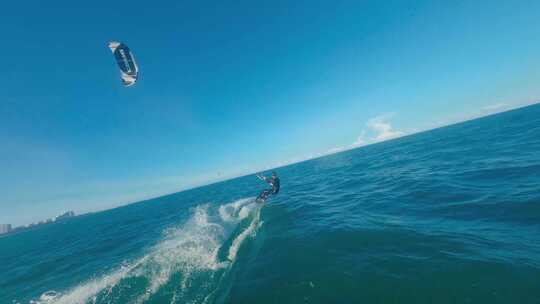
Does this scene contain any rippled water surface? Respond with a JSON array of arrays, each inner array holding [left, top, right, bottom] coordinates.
[[2, 104, 540, 303]]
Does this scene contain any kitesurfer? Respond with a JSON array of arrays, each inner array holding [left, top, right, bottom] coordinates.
[[256, 172, 280, 202]]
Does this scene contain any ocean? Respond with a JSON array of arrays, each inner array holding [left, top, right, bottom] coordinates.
[[1, 104, 540, 304]]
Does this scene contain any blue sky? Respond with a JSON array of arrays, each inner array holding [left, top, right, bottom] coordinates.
[[2, 0, 540, 225]]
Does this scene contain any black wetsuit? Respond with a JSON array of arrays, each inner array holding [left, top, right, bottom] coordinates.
[[257, 176, 280, 201]]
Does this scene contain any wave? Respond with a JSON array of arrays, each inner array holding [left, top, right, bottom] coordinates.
[[31, 198, 263, 304]]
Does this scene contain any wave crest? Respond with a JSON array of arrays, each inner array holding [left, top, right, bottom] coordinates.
[[32, 198, 262, 304]]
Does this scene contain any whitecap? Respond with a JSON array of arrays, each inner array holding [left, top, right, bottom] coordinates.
[[31, 197, 262, 304]]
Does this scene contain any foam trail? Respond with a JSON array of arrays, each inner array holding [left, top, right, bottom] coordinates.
[[134, 204, 227, 303], [218, 198, 253, 223], [31, 198, 261, 304], [228, 204, 263, 261], [31, 264, 134, 303]]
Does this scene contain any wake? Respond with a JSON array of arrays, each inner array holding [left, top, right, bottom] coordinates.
[[31, 198, 263, 304]]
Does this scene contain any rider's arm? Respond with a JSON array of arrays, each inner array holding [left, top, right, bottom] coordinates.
[[258, 175, 275, 186]]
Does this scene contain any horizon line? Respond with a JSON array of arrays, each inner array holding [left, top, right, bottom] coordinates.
[[69, 100, 539, 220], [9, 100, 538, 227]]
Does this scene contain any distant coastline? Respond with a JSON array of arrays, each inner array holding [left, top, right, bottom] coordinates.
[[1, 211, 76, 236]]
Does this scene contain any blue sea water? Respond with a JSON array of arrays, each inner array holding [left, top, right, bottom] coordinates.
[[1, 104, 540, 304]]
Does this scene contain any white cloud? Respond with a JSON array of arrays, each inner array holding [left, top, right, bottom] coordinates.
[[327, 146, 347, 154], [351, 130, 367, 147], [483, 102, 506, 111], [320, 113, 405, 158], [366, 113, 405, 142]]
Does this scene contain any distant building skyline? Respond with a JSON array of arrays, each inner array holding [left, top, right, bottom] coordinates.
[[0, 224, 12, 234], [2, 211, 77, 234]]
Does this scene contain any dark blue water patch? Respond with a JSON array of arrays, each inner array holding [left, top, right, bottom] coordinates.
[[229, 229, 539, 304]]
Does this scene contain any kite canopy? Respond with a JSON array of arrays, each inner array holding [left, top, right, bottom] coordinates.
[[108, 41, 139, 87]]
